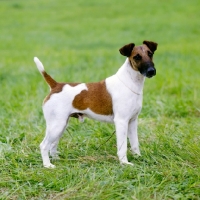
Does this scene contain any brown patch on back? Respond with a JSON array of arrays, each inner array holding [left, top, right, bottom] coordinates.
[[72, 80, 113, 115], [43, 82, 80, 104]]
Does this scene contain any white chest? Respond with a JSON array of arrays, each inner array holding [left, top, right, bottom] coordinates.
[[106, 73, 144, 121]]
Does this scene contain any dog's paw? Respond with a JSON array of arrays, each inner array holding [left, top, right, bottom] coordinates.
[[120, 161, 134, 166], [131, 147, 141, 156], [44, 163, 56, 169]]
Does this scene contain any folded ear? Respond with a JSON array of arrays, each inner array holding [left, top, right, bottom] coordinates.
[[119, 43, 135, 57], [143, 40, 158, 53]]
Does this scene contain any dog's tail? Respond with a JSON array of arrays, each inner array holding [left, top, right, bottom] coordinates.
[[34, 57, 57, 89]]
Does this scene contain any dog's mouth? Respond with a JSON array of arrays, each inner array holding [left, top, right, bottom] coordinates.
[[139, 62, 156, 78]]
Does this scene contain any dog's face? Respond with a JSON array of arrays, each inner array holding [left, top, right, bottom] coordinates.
[[119, 41, 158, 78]]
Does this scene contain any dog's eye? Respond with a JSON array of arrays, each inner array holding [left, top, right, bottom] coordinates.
[[134, 54, 142, 61], [148, 51, 153, 58]]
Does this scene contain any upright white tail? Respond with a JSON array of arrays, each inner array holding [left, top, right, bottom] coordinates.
[[33, 57, 58, 89], [34, 57, 45, 74]]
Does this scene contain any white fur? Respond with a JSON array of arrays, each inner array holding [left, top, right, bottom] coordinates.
[[34, 57, 45, 73], [36, 58, 145, 168], [106, 58, 144, 164]]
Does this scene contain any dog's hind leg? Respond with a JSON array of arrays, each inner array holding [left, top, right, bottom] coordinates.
[[128, 118, 141, 156], [49, 119, 69, 160], [50, 140, 61, 160], [40, 120, 67, 168]]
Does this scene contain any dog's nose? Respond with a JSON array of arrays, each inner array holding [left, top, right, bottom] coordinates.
[[146, 67, 156, 77]]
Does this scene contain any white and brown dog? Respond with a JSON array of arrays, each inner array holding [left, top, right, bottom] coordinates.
[[34, 40, 158, 168]]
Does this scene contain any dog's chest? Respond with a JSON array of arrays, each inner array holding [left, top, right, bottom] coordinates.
[[106, 75, 143, 119], [130, 95, 143, 117]]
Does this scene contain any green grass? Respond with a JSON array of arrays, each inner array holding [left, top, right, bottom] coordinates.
[[0, 0, 200, 199]]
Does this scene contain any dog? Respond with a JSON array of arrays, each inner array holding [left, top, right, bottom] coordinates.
[[34, 40, 158, 168]]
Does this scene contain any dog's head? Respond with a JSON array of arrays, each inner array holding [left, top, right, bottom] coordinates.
[[119, 41, 158, 78]]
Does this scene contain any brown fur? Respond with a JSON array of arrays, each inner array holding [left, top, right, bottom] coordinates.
[[129, 45, 154, 71], [119, 41, 157, 72], [72, 80, 113, 115], [42, 72, 57, 89], [143, 40, 157, 52]]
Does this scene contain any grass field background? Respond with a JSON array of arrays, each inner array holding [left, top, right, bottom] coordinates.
[[0, 0, 200, 199]]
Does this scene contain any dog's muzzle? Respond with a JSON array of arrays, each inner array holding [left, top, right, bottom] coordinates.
[[139, 62, 156, 78], [146, 66, 156, 78]]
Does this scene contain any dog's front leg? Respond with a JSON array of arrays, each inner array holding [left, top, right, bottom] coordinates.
[[128, 118, 141, 156], [114, 118, 133, 166]]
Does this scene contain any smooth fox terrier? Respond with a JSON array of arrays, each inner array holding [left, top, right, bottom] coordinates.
[[34, 40, 158, 168]]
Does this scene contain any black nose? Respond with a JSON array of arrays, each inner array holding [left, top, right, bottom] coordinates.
[[146, 67, 156, 77]]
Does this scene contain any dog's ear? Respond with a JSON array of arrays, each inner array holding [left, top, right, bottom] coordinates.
[[119, 43, 135, 57], [143, 40, 158, 53]]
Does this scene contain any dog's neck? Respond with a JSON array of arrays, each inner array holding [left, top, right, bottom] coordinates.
[[116, 58, 145, 95]]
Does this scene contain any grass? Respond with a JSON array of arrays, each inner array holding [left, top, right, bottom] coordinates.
[[0, 0, 200, 199]]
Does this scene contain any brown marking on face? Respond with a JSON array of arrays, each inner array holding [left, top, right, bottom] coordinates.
[[72, 80, 113, 115], [131, 42, 158, 78], [43, 82, 80, 104], [128, 44, 154, 71], [119, 41, 157, 72]]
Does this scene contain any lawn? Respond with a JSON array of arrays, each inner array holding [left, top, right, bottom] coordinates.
[[0, 0, 200, 199]]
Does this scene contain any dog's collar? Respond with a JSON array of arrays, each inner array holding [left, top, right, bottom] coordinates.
[[116, 75, 142, 95]]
